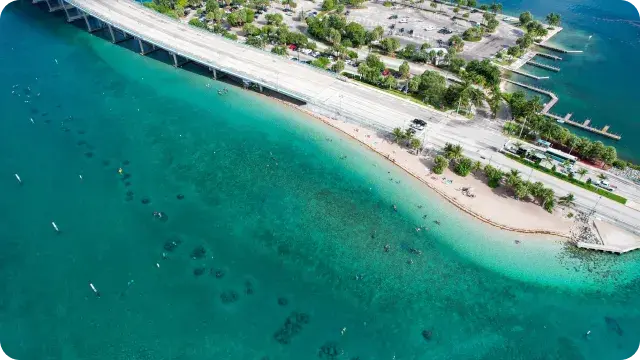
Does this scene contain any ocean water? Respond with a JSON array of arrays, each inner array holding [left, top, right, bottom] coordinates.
[[500, 0, 640, 162], [1, 3, 640, 360]]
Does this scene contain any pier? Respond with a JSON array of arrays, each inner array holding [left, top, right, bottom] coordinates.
[[535, 52, 562, 61], [498, 65, 549, 80], [503, 79, 621, 140], [535, 43, 584, 54], [526, 60, 560, 72]]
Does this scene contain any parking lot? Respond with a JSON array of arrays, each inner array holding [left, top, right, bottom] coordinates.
[[347, 2, 521, 60]]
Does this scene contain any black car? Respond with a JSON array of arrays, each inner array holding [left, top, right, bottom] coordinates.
[[408, 29, 414, 35], [413, 118, 427, 126], [399, 28, 404, 32]]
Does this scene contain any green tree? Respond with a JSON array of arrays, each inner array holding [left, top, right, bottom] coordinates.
[[392, 127, 406, 143], [410, 137, 422, 153], [243, 23, 261, 36], [399, 61, 411, 79], [483, 164, 504, 188], [545, 12, 561, 26], [467, 0, 477, 7], [246, 35, 266, 48], [271, 45, 288, 55], [265, 13, 284, 25], [489, 2, 502, 13], [433, 155, 449, 174], [448, 35, 464, 52], [519, 11, 533, 25], [576, 167, 588, 180], [328, 28, 342, 46], [382, 74, 398, 89], [322, 0, 335, 10], [443, 143, 464, 161], [454, 157, 474, 176], [206, 0, 219, 12], [380, 37, 401, 54], [462, 26, 484, 41], [558, 193, 575, 207], [311, 57, 331, 69], [189, 18, 207, 29], [344, 22, 367, 47], [331, 60, 345, 73], [430, 1, 437, 10]]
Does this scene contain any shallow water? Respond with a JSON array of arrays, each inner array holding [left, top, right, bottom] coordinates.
[[1, 3, 639, 359]]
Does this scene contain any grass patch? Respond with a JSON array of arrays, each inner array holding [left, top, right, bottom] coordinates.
[[503, 153, 628, 205]]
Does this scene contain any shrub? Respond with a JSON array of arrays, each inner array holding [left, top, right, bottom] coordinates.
[[454, 157, 473, 177], [433, 155, 449, 174]]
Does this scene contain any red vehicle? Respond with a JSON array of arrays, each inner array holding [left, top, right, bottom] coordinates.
[[288, 44, 297, 50], [382, 69, 390, 76]]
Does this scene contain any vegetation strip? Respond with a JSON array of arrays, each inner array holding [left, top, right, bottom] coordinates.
[[503, 153, 628, 204]]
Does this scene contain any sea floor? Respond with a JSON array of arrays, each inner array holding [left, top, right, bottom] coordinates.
[[0, 3, 639, 360]]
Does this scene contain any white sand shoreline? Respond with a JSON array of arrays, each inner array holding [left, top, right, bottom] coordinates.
[[267, 97, 574, 239]]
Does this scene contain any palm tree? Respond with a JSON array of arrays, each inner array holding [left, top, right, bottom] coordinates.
[[597, 173, 608, 181], [443, 143, 463, 161], [410, 137, 422, 154], [541, 187, 555, 209], [392, 127, 405, 143], [529, 181, 545, 201], [558, 193, 575, 207], [577, 168, 588, 180], [472, 161, 482, 174], [506, 169, 521, 189]]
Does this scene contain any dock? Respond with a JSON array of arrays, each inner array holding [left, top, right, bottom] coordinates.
[[526, 60, 560, 72], [535, 43, 583, 54], [503, 79, 621, 140], [535, 52, 562, 61], [497, 64, 549, 80]]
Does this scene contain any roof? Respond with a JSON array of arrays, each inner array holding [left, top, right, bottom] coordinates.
[[545, 147, 578, 161]]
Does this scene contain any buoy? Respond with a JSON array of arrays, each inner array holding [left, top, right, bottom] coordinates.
[[14, 174, 22, 184], [89, 282, 100, 297], [30, 118, 34, 124], [54, 59, 58, 64], [79, 175, 83, 180], [51, 222, 59, 232], [156, 263, 160, 268]]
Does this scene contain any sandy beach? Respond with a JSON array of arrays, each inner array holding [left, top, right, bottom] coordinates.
[[287, 102, 575, 238]]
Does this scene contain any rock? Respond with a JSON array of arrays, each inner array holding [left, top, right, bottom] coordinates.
[[278, 297, 288, 306], [193, 267, 205, 276], [422, 330, 432, 341], [191, 246, 206, 259], [176, 194, 185, 200], [141, 197, 151, 205]]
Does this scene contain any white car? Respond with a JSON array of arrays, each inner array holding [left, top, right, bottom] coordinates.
[[424, 26, 436, 31], [312, 51, 321, 57], [399, 18, 408, 23]]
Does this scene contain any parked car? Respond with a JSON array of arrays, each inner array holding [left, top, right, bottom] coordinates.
[[408, 29, 414, 35], [389, 14, 398, 19]]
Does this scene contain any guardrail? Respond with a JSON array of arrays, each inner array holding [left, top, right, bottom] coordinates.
[[65, 0, 339, 104]]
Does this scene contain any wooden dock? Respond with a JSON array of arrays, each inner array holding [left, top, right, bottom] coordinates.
[[503, 79, 622, 140], [535, 52, 562, 61], [527, 60, 560, 72], [497, 64, 549, 80], [536, 43, 584, 54]]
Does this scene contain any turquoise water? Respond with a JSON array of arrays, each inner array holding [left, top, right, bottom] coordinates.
[[1, 3, 640, 359], [500, 0, 640, 162]]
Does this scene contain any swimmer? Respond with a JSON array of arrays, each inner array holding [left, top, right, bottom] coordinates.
[[30, 118, 34, 124], [156, 263, 160, 268], [89, 282, 100, 297], [127, 280, 135, 287], [118, 168, 123, 175], [54, 59, 58, 65], [14, 174, 22, 184], [393, 205, 397, 212], [51, 221, 59, 233], [341, 327, 347, 335], [384, 244, 390, 252], [79, 175, 83, 181]]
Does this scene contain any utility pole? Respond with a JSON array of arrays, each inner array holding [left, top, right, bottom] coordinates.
[[591, 196, 602, 215], [518, 117, 527, 138]]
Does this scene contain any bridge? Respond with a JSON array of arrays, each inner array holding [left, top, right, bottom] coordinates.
[[34, 0, 458, 133]]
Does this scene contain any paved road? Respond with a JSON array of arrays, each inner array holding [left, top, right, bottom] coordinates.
[[68, 0, 640, 233]]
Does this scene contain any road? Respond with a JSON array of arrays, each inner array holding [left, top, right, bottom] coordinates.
[[68, 0, 640, 233]]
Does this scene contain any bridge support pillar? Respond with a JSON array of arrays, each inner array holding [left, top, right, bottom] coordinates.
[[168, 52, 190, 67], [209, 67, 217, 80], [258, 84, 263, 92], [107, 24, 132, 44], [45, 0, 65, 12], [83, 13, 104, 33], [137, 38, 158, 55], [61, 2, 82, 21]]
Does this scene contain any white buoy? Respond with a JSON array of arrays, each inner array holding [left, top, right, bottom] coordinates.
[[51, 222, 59, 232], [14, 174, 21, 184], [89, 282, 100, 297], [156, 263, 160, 268]]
